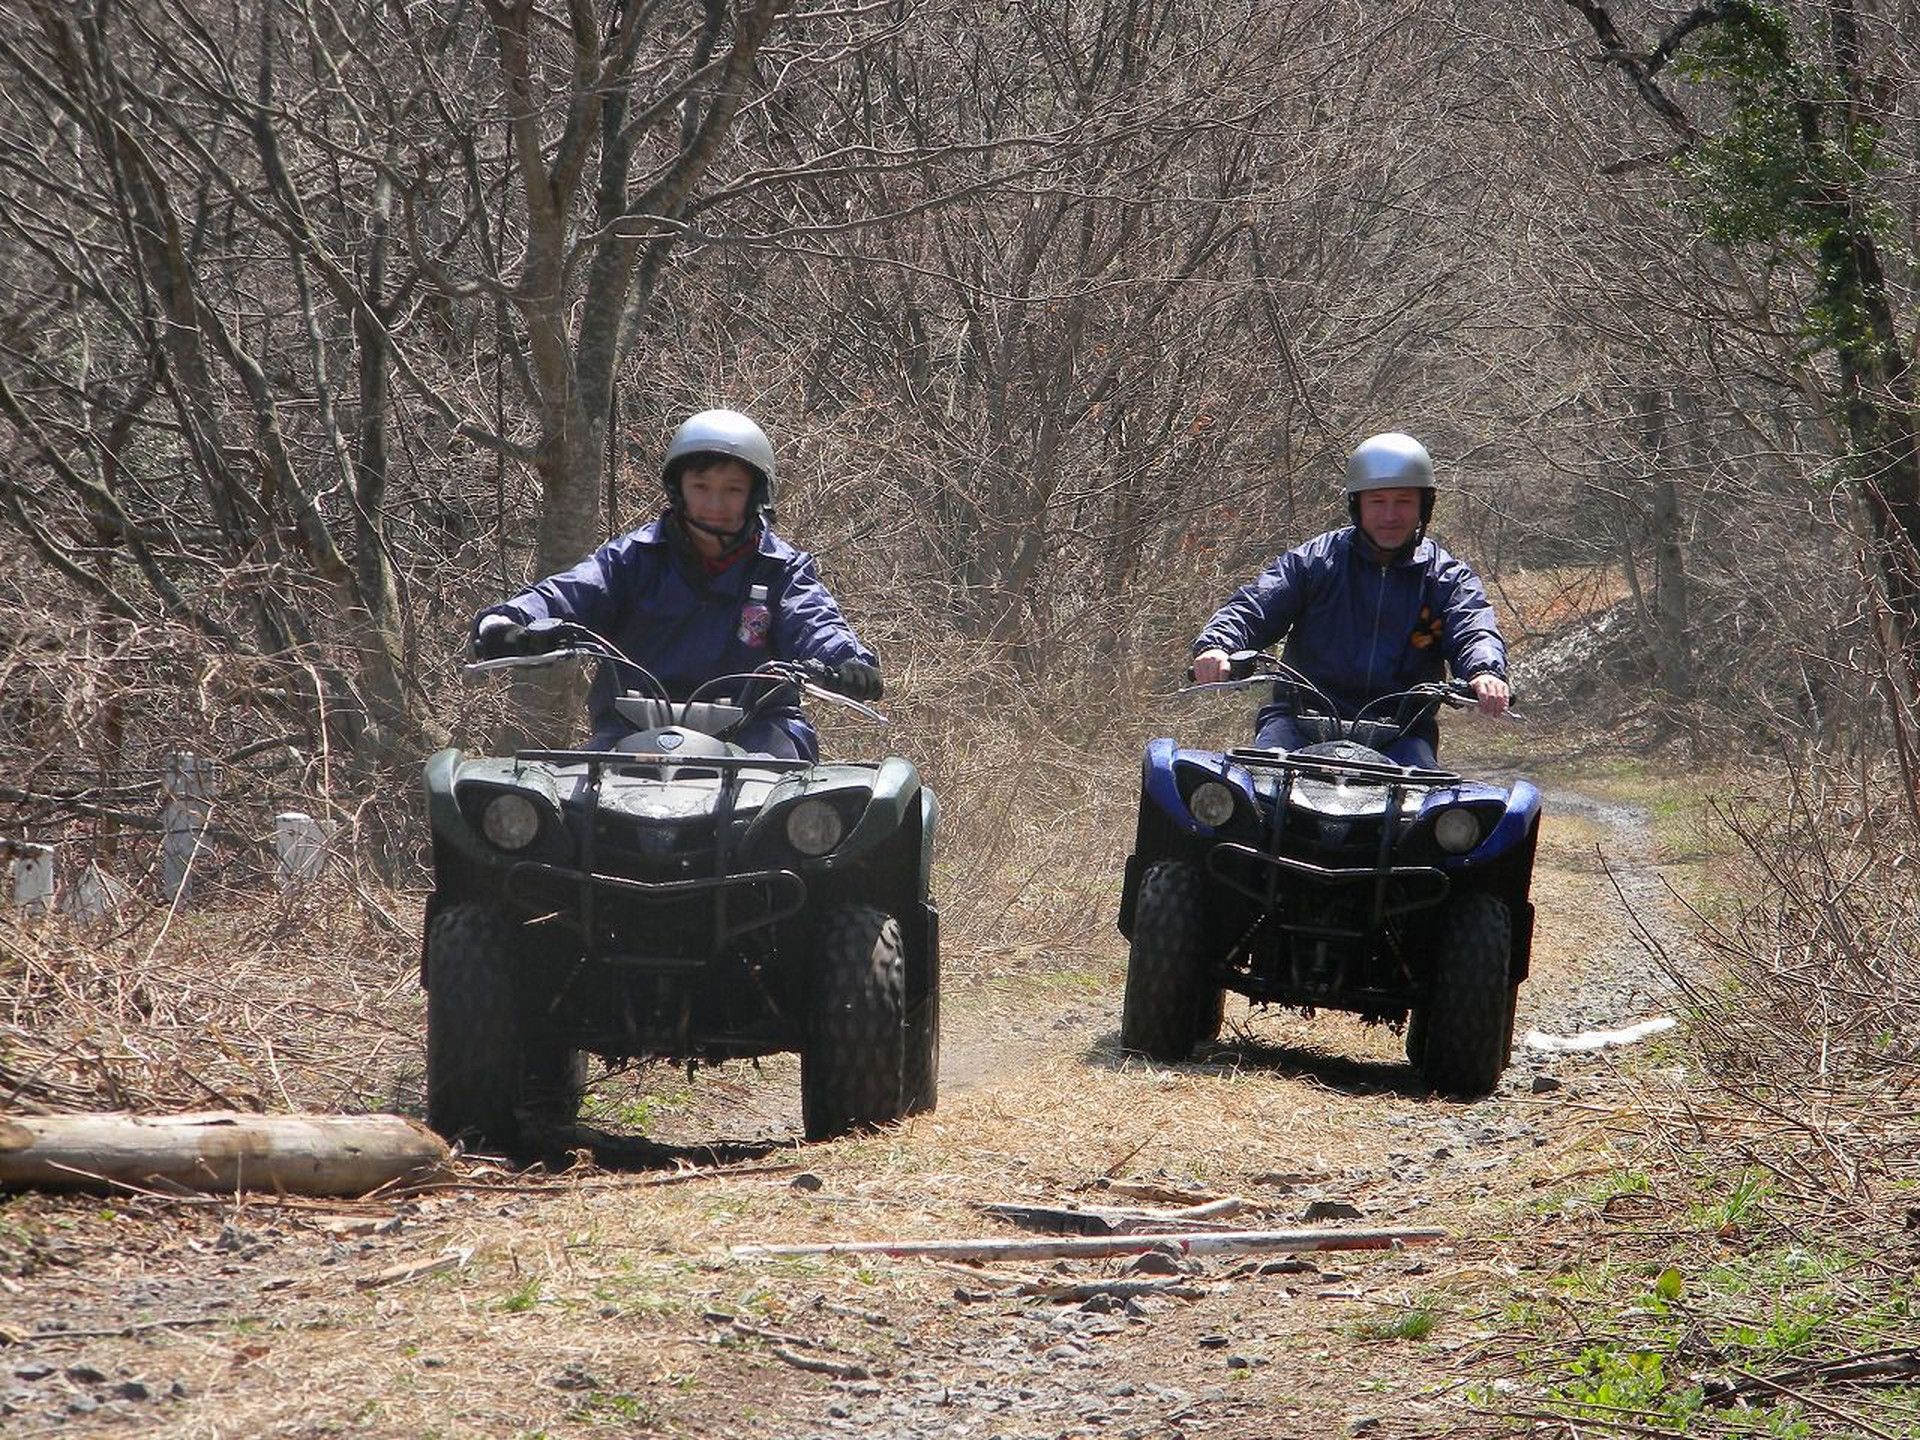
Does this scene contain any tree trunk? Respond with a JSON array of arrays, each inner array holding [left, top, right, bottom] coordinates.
[[1635, 386, 1695, 701], [1649, 473, 1695, 701]]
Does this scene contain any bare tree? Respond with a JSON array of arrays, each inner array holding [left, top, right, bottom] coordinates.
[[0, 2, 490, 784], [1555, 0, 1920, 673]]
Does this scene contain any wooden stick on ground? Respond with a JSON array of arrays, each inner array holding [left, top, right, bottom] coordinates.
[[0, 1111, 450, 1198], [732, 1226, 1445, 1263], [769, 1346, 870, 1380]]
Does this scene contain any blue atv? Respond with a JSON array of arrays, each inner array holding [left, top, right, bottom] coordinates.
[[1117, 652, 1540, 1096], [422, 620, 939, 1152]]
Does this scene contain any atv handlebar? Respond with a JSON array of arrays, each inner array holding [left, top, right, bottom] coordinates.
[[739, 659, 888, 724], [462, 623, 887, 725], [1179, 651, 1516, 717]]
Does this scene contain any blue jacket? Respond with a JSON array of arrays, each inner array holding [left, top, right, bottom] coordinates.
[[1194, 528, 1506, 748], [477, 517, 875, 754]]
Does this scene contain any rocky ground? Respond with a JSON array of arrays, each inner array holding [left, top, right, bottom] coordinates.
[[0, 776, 1694, 1438]]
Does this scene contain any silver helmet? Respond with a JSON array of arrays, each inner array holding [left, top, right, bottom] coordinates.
[[661, 408, 777, 513], [1344, 432, 1434, 495], [1345, 432, 1436, 548]]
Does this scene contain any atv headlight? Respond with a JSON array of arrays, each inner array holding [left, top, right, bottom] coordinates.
[[785, 798, 845, 857], [1433, 806, 1482, 855], [480, 792, 542, 851], [1188, 781, 1237, 828]]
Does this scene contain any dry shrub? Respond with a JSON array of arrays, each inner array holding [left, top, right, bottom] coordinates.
[[838, 634, 1217, 978], [1679, 763, 1920, 1101], [1627, 748, 1920, 1253], [0, 875, 421, 1117]]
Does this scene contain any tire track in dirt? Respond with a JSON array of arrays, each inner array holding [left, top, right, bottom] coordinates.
[[706, 782, 1690, 1440]]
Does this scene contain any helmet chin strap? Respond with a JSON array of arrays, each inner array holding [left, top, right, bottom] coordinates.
[[1357, 529, 1422, 566], [667, 475, 759, 549], [679, 510, 751, 546]]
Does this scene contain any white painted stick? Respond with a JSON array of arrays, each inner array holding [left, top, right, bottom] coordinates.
[[161, 753, 213, 902], [1523, 1017, 1677, 1052], [732, 1226, 1446, 1263]]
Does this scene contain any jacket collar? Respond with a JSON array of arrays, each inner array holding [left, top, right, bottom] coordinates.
[[633, 513, 791, 560], [1346, 525, 1431, 568]]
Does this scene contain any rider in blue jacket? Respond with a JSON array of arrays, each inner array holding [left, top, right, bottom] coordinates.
[[1190, 432, 1509, 768], [470, 409, 879, 760]]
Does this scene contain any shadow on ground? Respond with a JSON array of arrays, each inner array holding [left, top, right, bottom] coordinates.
[[1081, 1026, 1433, 1099], [493, 1120, 795, 1174]]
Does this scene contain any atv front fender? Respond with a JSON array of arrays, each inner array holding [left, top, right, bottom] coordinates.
[[742, 756, 925, 872]]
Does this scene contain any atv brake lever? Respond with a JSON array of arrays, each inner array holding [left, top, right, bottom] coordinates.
[[463, 648, 597, 675], [799, 681, 889, 724], [1176, 676, 1271, 697]]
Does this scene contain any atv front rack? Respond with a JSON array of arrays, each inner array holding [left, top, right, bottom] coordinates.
[[507, 748, 812, 963], [1214, 745, 1457, 936], [512, 748, 815, 773], [1225, 745, 1459, 788]]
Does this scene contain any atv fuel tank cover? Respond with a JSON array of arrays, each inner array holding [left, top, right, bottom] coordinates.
[[600, 785, 718, 821]]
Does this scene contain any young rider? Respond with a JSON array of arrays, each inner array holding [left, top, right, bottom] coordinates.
[[470, 408, 880, 760], [1189, 431, 1510, 768]]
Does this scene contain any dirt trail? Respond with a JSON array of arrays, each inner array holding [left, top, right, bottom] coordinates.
[[0, 782, 1685, 1439]]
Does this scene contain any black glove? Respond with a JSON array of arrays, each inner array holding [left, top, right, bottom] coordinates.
[[834, 658, 883, 702], [470, 617, 540, 660]]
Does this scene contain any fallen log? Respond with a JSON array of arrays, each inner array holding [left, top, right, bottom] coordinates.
[[0, 1111, 450, 1198], [732, 1225, 1445, 1264]]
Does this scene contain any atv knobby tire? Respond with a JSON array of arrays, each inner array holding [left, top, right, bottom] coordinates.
[[1419, 891, 1513, 1097], [802, 905, 909, 1140], [1120, 861, 1219, 1061], [426, 903, 529, 1149], [522, 1041, 588, 1128], [1404, 1007, 1429, 1067], [902, 956, 940, 1118]]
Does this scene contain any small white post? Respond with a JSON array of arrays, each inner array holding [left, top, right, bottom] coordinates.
[[9, 842, 55, 913], [274, 812, 329, 889], [161, 752, 213, 903]]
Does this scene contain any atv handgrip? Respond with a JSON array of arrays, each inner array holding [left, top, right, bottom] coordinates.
[[1187, 649, 1273, 683], [784, 656, 882, 701], [1445, 677, 1520, 713]]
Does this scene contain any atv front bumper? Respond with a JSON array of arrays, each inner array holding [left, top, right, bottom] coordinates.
[[1205, 841, 1451, 937], [503, 857, 808, 962]]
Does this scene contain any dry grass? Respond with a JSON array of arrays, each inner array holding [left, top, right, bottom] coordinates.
[[0, 883, 422, 1118], [1461, 750, 1920, 1440]]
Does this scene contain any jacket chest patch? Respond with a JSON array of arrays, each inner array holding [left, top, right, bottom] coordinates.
[[1409, 604, 1444, 650]]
